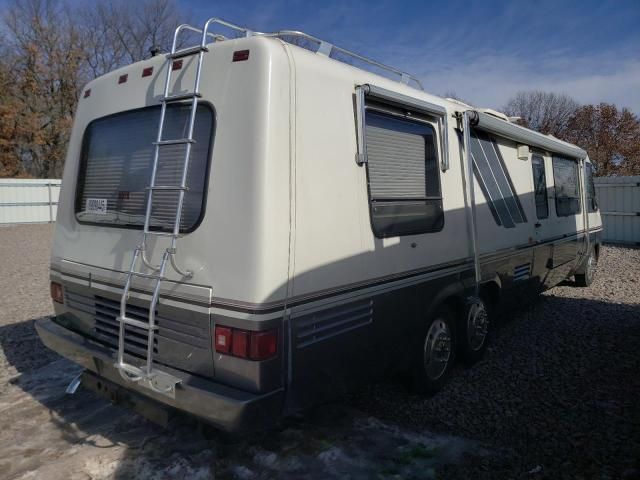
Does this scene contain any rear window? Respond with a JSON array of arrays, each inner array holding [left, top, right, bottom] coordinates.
[[75, 104, 214, 232]]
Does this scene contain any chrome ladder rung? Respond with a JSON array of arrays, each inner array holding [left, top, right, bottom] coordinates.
[[145, 230, 181, 238], [145, 185, 189, 191], [128, 271, 166, 280], [167, 45, 208, 59], [153, 138, 196, 146], [117, 316, 159, 331], [161, 92, 201, 103]]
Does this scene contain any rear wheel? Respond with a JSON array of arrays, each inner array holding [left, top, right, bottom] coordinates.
[[411, 306, 456, 394], [458, 296, 490, 365], [575, 249, 597, 287]]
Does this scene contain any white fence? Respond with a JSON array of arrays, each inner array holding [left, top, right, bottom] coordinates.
[[594, 176, 640, 246], [0, 179, 61, 225]]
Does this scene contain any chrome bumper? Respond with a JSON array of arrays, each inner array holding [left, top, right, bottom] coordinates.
[[35, 317, 284, 432]]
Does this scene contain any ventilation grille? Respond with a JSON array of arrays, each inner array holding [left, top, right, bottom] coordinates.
[[94, 295, 158, 358], [295, 298, 373, 349]]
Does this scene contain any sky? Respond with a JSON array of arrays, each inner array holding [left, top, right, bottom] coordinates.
[[0, 0, 637, 112], [182, 0, 640, 113]]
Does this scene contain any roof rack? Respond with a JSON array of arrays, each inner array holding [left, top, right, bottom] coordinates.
[[173, 17, 424, 90]]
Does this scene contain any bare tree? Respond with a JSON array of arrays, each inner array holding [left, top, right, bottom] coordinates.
[[563, 103, 640, 176], [2, 0, 85, 177], [503, 91, 579, 137], [77, 0, 192, 78], [1, 0, 189, 178]]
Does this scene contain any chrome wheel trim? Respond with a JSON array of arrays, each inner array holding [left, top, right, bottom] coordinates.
[[424, 319, 452, 380], [586, 252, 596, 281], [467, 301, 489, 352]]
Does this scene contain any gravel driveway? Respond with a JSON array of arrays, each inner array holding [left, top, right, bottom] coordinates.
[[0, 224, 638, 479]]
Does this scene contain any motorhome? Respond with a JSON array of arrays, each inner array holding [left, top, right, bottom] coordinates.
[[36, 17, 602, 432]]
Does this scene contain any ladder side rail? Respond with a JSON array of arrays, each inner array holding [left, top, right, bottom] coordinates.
[[145, 251, 170, 373], [169, 44, 208, 247], [117, 248, 142, 376], [141, 55, 175, 239]]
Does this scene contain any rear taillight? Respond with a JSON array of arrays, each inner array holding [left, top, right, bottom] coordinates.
[[214, 325, 278, 361], [50, 282, 64, 304]]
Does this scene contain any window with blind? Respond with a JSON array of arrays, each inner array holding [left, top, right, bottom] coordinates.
[[552, 156, 581, 217], [75, 104, 214, 232], [365, 109, 443, 237]]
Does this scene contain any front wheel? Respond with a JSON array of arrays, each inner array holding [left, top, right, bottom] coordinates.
[[411, 306, 456, 394], [575, 249, 597, 287]]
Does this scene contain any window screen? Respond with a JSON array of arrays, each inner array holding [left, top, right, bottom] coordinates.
[[531, 154, 549, 219], [75, 104, 214, 232], [585, 162, 598, 212], [469, 129, 527, 228], [365, 109, 443, 237], [552, 156, 581, 217]]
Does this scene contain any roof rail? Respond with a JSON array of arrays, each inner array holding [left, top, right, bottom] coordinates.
[[173, 17, 424, 90]]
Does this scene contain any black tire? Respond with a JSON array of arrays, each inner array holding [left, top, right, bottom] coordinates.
[[410, 305, 457, 395], [458, 296, 490, 365], [575, 249, 597, 287]]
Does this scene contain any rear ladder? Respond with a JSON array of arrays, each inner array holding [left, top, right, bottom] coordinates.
[[114, 21, 220, 396]]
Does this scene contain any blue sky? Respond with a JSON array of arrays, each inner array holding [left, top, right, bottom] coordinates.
[[1, 0, 637, 111], [184, 0, 640, 112]]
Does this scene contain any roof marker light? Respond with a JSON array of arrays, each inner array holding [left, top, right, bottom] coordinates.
[[232, 50, 250, 62], [83, 89, 91, 98], [142, 67, 153, 77], [118, 74, 128, 84], [172, 60, 183, 71]]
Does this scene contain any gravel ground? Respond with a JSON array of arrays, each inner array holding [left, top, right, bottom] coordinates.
[[0, 224, 638, 479]]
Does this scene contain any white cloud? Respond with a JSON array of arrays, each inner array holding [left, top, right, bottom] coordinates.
[[413, 54, 640, 113]]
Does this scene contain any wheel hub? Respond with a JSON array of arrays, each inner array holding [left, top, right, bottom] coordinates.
[[424, 320, 452, 380], [467, 302, 488, 351]]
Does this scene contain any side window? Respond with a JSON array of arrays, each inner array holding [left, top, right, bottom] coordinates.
[[365, 109, 444, 237], [469, 129, 527, 228], [552, 156, 582, 217], [585, 162, 598, 212], [531, 154, 549, 219]]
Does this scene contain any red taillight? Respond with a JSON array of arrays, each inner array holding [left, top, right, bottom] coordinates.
[[232, 329, 250, 358], [50, 282, 64, 304], [250, 330, 278, 360], [215, 325, 277, 361], [214, 326, 232, 354], [232, 50, 250, 62], [142, 66, 153, 77]]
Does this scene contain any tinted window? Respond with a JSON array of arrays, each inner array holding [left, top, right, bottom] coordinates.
[[531, 154, 549, 219], [76, 104, 214, 232], [552, 156, 581, 217], [585, 162, 598, 212], [365, 110, 443, 237]]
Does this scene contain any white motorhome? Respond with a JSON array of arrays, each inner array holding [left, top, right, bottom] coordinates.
[[37, 18, 602, 432]]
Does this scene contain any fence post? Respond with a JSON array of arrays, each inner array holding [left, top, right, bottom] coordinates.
[[47, 182, 53, 223]]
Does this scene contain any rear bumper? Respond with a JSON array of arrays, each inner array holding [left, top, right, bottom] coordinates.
[[35, 317, 285, 432]]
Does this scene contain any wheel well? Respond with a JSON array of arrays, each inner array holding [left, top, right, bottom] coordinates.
[[439, 282, 500, 321], [479, 281, 500, 310]]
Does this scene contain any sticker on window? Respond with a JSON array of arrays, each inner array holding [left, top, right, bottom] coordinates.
[[86, 198, 107, 214]]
